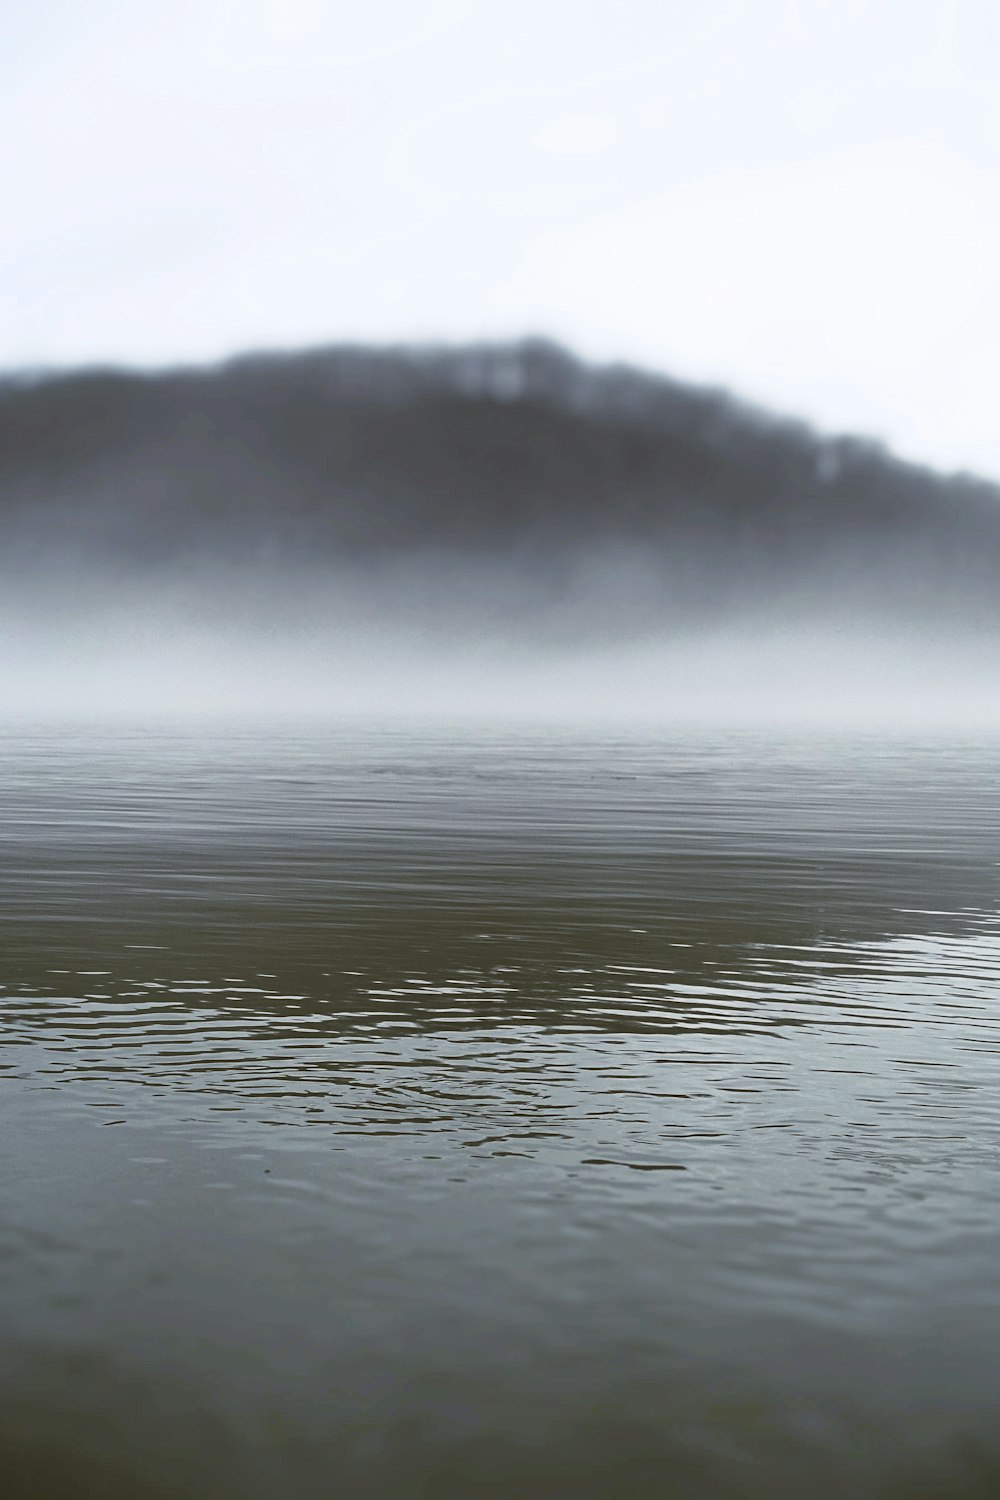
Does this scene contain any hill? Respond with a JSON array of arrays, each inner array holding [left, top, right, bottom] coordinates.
[[1, 338, 998, 638]]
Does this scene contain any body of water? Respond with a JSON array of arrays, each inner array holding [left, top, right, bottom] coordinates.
[[2, 724, 999, 1498]]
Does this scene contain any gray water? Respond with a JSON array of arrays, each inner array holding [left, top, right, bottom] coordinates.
[[2, 723, 999, 1499]]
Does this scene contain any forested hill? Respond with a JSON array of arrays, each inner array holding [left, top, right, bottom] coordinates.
[[1, 338, 998, 624]]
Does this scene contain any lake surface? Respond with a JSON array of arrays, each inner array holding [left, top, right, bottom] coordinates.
[[2, 723, 999, 1499]]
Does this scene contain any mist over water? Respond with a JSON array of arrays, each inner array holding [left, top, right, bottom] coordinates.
[[3, 569, 999, 726]]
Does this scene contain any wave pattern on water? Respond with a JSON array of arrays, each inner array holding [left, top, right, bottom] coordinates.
[[2, 726, 1000, 1500]]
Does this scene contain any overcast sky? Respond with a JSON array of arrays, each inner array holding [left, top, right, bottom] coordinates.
[[5, 0, 1000, 476]]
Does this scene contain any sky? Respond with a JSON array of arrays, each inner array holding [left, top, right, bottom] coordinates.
[[4, 0, 1000, 477]]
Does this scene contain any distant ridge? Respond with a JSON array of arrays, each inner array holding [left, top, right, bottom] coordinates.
[[2, 338, 998, 630]]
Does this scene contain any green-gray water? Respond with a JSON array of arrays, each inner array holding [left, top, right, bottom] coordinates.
[[2, 724, 999, 1498]]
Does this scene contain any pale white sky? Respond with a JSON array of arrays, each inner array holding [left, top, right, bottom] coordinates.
[[4, 0, 1000, 475]]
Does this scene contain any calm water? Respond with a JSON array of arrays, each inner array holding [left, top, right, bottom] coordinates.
[[2, 723, 999, 1499]]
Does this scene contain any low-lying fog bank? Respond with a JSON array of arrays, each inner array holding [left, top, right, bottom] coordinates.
[[2, 574, 998, 729]]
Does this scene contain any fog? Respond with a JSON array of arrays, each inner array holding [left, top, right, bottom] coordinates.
[[3, 563, 999, 730]]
